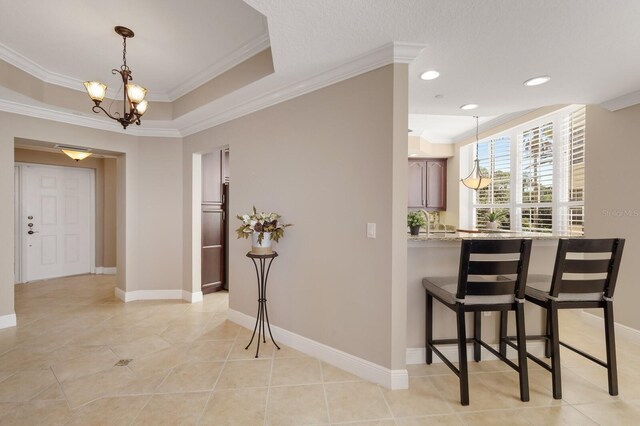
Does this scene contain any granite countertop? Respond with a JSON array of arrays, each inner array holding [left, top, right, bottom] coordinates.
[[408, 230, 576, 241]]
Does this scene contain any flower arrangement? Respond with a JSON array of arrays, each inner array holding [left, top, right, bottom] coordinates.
[[236, 206, 292, 244]]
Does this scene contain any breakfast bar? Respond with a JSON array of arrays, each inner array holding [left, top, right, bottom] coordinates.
[[406, 231, 566, 359]]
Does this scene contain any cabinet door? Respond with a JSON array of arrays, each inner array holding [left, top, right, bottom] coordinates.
[[408, 161, 426, 208], [202, 151, 222, 204], [426, 160, 447, 210]]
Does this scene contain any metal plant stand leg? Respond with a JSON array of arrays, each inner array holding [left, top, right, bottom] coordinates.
[[245, 252, 280, 358]]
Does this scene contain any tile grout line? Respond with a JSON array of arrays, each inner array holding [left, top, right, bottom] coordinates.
[[263, 343, 276, 426], [375, 382, 398, 424], [194, 327, 238, 425], [319, 361, 333, 424]]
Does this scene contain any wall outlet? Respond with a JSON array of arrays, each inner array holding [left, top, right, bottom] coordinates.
[[367, 223, 376, 238]]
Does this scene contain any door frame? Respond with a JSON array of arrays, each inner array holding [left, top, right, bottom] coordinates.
[[15, 162, 96, 283]]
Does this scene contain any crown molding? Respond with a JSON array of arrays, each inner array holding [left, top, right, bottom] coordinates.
[[0, 41, 424, 138], [600, 89, 640, 112], [166, 33, 271, 101], [451, 109, 535, 144], [0, 99, 182, 138], [180, 42, 426, 136], [0, 31, 271, 103]]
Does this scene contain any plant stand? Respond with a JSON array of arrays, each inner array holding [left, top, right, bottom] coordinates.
[[245, 252, 280, 357]]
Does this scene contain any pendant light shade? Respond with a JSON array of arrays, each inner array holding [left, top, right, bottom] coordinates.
[[83, 26, 148, 129], [55, 145, 93, 162], [83, 81, 107, 102], [461, 116, 492, 190]]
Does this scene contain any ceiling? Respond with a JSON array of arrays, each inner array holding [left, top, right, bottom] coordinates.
[[1, 0, 639, 137]]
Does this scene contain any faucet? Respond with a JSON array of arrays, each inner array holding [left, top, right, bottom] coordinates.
[[418, 209, 431, 236]]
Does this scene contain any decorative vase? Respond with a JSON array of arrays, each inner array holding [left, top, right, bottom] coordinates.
[[251, 232, 273, 254], [409, 225, 421, 236], [486, 222, 498, 230]]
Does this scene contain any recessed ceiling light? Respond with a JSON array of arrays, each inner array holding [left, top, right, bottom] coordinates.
[[420, 70, 440, 80], [523, 75, 551, 86], [460, 104, 478, 110], [409, 153, 418, 157]]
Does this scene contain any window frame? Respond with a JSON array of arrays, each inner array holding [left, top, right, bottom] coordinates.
[[468, 105, 585, 235]]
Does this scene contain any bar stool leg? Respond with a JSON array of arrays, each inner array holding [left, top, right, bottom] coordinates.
[[425, 293, 433, 364], [549, 302, 562, 399], [604, 301, 619, 396], [515, 303, 530, 402], [499, 311, 508, 357], [473, 312, 481, 362], [456, 306, 469, 406], [545, 308, 552, 358]]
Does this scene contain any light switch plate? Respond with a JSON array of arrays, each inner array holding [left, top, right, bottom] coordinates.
[[367, 223, 376, 238]]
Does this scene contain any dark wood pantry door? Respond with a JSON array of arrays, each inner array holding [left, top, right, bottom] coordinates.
[[201, 149, 228, 293]]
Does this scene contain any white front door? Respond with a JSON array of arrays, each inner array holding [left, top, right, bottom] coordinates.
[[21, 164, 93, 282]]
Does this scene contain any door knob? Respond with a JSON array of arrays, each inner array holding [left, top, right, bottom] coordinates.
[[28, 230, 34, 235], [28, 223, 33, 227]]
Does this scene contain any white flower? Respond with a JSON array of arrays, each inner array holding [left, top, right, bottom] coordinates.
[[250, 220, 257, 228]]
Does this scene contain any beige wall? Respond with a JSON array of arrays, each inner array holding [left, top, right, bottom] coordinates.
[[0, 112, 183, 320], [13, 148, 117, 268], [585, 104, 640, 331], [103, 158, 117, 267], [183, 64, 408, 369]]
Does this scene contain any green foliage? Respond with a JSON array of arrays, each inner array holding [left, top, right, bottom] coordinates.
[[407, 211, 427, 228], [484, 210, 507, 223]]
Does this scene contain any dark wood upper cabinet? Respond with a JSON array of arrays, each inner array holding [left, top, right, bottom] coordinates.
[[408, 161, 426, 208], [408, 158, 447, 211], [202, 151, 223, 204]]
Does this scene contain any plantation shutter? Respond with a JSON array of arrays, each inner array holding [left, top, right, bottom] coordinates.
[[557, 106, 586, 235], [473, 136, 511, 229], [519, 121, 554, 233]]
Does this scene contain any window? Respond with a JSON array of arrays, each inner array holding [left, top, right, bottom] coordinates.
[[468, 105, 585, 235], [473, 136, 511, 229]]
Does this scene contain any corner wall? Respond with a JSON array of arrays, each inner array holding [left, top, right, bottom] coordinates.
[[585, 104, 640, 331], [183, 64, 408, 373], [0, 112, 183, 323]]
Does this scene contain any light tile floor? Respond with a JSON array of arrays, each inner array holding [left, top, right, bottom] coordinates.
[[1, 274, 639, 425]]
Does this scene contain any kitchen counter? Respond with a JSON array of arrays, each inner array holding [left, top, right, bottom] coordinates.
[[406, 231, 561, 364], [408, 230, 576, 242]]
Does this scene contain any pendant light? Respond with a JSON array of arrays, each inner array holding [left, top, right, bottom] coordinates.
[[461, 116, 491, 190], [83, 26, 148, 129]]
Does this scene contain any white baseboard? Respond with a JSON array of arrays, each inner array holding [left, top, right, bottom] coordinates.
[[114, 287, 203, 304], [228, 309, 408, 390], [182, 290, 203, 303], [95, 267, 117, 275], [581, 311, 640, 345], [406, 341, 546, 365], [0, 313, 17, 329]]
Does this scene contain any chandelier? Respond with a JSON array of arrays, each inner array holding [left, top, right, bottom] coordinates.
[[83, 26, 148, 129], [461, 116, 491, 190]]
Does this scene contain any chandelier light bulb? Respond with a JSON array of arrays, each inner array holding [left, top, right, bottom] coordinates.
[[83, 81, 107, 102], [126, 84, 147, 104], [135, 100, 148, 116]]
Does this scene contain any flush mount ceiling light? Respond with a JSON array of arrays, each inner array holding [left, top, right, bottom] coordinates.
[[83, 26, 148, 129], [523, 75, 551, 86], [460, 104, 478, 110], [461, 116, 491, 190], [55, 145, 93, 162], [420, 70, 440, 80]]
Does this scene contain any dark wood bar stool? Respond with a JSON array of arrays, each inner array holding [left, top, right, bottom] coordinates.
[[500, 238, 625, 399], [423, 239, 532, 406]]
